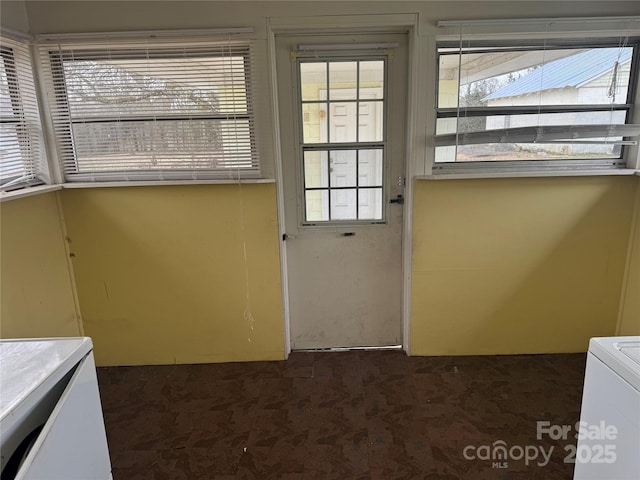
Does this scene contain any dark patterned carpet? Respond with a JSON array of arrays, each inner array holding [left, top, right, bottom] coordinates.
[[97, 351, 586, 479]]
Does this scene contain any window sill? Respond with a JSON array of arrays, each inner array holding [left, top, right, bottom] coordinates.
[[62, 178, 276, 189], [0, 179, 276, 202], [0, 184, 63, 203], [417, 169, 638, 181]]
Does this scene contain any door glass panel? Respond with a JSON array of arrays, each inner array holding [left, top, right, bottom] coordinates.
[[358, 101, 383, 142], [358, 149, 383, 186], [302, 103, 327, 144], [299, 58, 387, 223], [304, 150, 328, 188], [300, 62, 327, 101], [306, 190, 329, 221], [329, 150, 356, 187], [329, 102, 357, 143], [359, 61, 384, 97], [330, 189, 357, 220], [329, 62, 357, 100], [358, 188, 383, 220]]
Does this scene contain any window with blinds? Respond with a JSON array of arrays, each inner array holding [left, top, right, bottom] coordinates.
[[1, 36, 46, 191], [434, 18, 640, 171], [39, 36, 260, 182]]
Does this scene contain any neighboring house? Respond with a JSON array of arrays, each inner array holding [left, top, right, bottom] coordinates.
[[483, 48, 632, 155]]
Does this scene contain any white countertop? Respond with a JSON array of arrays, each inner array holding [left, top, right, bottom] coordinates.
[[0, 337, 93, 428]]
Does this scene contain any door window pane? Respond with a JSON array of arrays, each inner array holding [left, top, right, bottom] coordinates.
[[359, 61, 384, 98], [306, 190, 329, 221], [329, 102, 357, 143], [330, 189, 357, 220], [304, 150, 328, 188], [300, 62, 327, 101], [329, 150, 357, 187], [358, 188, 383, 220], [358, 149, 383, 186], [329, 61, 357, 100], [302, 102, 328, 143], [358, 101, 384, 141]]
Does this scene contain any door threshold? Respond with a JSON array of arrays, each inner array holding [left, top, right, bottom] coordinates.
[[293, 345, 403, 353]]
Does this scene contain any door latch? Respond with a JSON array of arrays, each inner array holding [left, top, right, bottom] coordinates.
[[389, 194, 404, 205]]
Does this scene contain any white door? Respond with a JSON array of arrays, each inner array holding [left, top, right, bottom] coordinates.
[[276, 33, 407, 349]]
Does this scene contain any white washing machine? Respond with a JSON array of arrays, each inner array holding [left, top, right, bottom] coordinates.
[[0, 337, 112, 480], [574, 336, 640, 480]]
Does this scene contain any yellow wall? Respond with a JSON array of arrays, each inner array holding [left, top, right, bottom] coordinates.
[[618, 176, 640, 335], [60, 184, 284, 366], [0, 192, 81, 338], [5, 0, 639, 364], [411, 176, 637, 355]]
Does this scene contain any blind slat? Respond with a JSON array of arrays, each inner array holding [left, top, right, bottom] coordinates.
[[0, 36, 46, 189]]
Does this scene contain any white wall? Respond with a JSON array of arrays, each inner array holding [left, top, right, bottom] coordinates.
[[1, 0, 29, 32], [23, 1, 640, 36]]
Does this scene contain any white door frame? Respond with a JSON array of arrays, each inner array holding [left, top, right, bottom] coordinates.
[[266, 14, 422, 357]]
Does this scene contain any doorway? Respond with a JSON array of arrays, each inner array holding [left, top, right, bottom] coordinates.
[[275, 33, 408, 350]]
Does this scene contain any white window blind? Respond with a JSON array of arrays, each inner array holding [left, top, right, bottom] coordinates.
[[38, 33, 260, 182], [1, 35, 47, 190], [434, 17, 640, 169]]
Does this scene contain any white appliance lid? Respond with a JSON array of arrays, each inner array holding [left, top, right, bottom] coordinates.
[[0, 337, 93, 427], [589, 336, 640, 392], [619, 343, 640, 365]]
